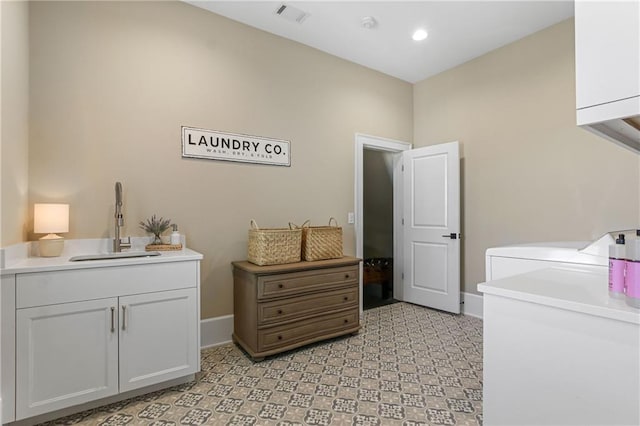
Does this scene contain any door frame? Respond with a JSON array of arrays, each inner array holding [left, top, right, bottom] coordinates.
[[354, 133, 411, 312]]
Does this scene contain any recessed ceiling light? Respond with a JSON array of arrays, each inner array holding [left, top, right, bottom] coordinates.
[[412, 29, 428, 41]]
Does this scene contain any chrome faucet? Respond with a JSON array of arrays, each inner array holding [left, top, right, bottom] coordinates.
[[114, 182, 131, 252]]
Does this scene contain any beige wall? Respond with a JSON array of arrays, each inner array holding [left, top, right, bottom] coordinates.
[[28, 1, 413, 318], [15, 3, 639, 313], [414, 19, 640, 294], [1, 0, 30, 246]]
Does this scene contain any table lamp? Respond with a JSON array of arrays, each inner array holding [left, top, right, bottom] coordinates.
[[34, 203, 69, 257]]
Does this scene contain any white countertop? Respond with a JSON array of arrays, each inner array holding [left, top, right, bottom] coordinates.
[[1, 238, 203, 274], [478, 265, 640, 324]]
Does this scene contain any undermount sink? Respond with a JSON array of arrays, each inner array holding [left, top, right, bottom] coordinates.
[[69, 251, 161, 262]]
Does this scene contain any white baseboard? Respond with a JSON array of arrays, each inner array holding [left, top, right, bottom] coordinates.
[[461, 292, 483, 319], [200, 315, 234, 349]]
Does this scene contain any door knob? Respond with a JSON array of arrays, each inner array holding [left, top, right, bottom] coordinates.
[[441, 233, 458, 239]]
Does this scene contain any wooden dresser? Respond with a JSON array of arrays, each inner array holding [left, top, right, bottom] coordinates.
[[232, 257, 361, 360]]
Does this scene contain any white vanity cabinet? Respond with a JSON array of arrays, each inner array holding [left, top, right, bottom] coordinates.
[[1, 250, 202, 424]]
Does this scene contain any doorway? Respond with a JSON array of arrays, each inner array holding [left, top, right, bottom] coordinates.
[[362, 149, 395, 309], [355, 133, 461, 314], [355, 134, 411, 312]]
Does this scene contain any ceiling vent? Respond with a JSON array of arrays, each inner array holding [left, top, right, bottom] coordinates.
[[275, 3, 309, 24]]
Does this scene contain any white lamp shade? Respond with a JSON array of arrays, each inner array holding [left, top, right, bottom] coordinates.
[[34, 203, 69, 234]]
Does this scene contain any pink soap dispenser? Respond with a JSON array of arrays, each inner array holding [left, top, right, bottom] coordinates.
[[625, 230, 640, 308], [609, 234, 626, 299]]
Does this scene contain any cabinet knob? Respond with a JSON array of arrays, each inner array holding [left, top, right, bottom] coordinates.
[[278, 283, 283, 289], [277, 335, 283, 340], [343, 319, 348, 324], [343, 296, 348, 301], [277, 309, 283, 315], [345, 274, 350, 279]]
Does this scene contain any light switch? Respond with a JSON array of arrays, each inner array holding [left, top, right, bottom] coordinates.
[[347, 212, 355, 224]]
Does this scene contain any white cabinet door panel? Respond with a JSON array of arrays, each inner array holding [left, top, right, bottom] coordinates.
[[119, 288, 198, 392], [16, 298, 118, 419], [575, 1, 640, 110]]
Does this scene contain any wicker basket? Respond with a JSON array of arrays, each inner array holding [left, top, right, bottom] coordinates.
[[301, 217, 343, 261], [247, 220, 302, 266]]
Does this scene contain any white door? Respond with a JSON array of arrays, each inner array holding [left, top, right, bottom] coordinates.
[[119, 288, 198, 392], [402, 141, 460, 313], [15, 298, 119, 419]]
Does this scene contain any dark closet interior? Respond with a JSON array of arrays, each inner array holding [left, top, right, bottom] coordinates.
[[362, 149, 396, 310]]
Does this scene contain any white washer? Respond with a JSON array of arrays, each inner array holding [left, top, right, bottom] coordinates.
[[485, 236, 610, 281]]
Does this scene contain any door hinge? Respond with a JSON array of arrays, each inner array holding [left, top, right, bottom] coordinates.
[[401, 218, 404, 225], [401, 273, 404, 280], [401, 164, 404, 172]]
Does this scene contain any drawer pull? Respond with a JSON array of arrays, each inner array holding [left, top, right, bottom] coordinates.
[[277, 335, 283, 340], [110, 307, 115, 333], [343, 296, 349, 301], [344, 319, 349, 324], [122, 305, 127, 330], [278, 283, 284, 289], [345, 274, 350, 279], [277, 309, 283, 315]]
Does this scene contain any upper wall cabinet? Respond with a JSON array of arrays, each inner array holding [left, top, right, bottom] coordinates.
[[575, 0, 640, 154]]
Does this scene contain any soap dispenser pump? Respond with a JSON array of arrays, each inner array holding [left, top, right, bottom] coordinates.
[[170, 224, 181, 245]]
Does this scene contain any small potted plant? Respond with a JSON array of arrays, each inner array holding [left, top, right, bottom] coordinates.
[[139, 214, 172, 245]]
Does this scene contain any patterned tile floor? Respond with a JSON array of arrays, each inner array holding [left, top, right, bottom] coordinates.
[[41, 302, 483, 426]]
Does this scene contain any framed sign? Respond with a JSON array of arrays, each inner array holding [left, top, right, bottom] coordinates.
[[182, 126, 291, 167]]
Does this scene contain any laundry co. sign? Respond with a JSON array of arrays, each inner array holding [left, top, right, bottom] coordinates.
[[181, 126, 290, 167]]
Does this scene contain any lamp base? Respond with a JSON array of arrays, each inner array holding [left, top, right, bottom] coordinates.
[[39, 234, 65, 257]]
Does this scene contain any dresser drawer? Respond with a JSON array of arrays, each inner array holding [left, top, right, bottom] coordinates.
[[258, 286, 357, 325], [257, 266, 358, 299], [258, 309, 359, 351]]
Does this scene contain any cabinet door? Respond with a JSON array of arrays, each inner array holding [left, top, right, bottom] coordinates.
[[16, 298, 119, 420], [119, 288, 198, 392], [575, 1, 640, 110]]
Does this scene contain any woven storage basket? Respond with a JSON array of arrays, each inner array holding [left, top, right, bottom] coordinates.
[[301, 217, 343, 261], [247, 220, 302, 266]]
